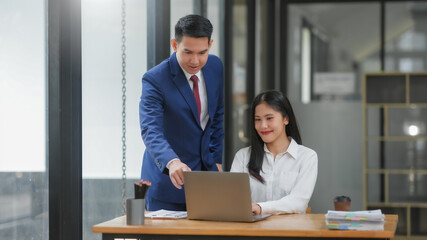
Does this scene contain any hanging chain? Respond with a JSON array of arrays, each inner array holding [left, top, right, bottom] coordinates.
[[121, 0, 127, 216]]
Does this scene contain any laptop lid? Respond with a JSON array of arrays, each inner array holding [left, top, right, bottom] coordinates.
[[183, 171, 270, 222]]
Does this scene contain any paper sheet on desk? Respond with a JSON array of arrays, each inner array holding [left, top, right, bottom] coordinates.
[[145, 209, 187, 219]]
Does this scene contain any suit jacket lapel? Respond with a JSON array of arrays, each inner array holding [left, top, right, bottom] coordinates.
[[170, 53, 201, 126], [202, 63, 215, 121]]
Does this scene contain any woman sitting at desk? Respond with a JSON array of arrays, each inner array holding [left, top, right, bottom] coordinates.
[[230, 90, 318, 215]]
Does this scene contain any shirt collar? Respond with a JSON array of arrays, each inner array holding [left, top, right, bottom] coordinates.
[[263, 137, 299, 160], [180, 66, 202, 82]]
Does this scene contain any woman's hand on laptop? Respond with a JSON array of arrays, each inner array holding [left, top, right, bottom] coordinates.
[[169, 159, 192, 189], [252, 203, 262, 215]]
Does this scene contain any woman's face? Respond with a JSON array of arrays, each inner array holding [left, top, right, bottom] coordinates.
[[254, 102, 288, 145]]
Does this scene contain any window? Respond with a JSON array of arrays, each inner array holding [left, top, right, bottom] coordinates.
[[290, 3, 380, 103], [82, 0, 146, 239], [0, 0, 48, 239], [385, 2, 427, 72]]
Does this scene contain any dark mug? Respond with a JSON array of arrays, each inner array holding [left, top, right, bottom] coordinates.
[[333, 196, 351, 211]]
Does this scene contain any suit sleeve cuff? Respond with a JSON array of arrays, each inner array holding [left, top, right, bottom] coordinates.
[[156, 151, 179, 174]]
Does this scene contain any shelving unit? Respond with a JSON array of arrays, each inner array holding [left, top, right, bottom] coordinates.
[[363, 72, 427, 239]]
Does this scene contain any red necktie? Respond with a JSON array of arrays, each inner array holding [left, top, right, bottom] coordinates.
[[190, 75, 201, 122]]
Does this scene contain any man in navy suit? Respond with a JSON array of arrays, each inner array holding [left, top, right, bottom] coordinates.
[[139, 15, 224, 211]]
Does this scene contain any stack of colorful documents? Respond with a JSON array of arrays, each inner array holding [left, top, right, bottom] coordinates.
[[325, 209, 385, 230]]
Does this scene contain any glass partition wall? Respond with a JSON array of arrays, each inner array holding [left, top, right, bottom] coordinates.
[[82, 1, 224, 239], [287, 1, 427, 238], [287, 2, 381, 213], [385, 2, 427, 72], [0, 0, 48, 239], [230, 0, 249, 168], [224, 0, 279, 170], [81, 0, 147, 239]]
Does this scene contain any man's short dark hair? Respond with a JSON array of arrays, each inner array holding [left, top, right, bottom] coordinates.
[[175, 14, 213, 43]]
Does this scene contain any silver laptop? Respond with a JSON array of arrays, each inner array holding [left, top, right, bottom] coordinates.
[[183, 171, 272, 222]]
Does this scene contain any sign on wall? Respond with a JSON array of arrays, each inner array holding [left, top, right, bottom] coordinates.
[[313, 72, 355, 95]]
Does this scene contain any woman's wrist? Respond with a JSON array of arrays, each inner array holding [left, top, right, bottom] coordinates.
[[256, 204, 262, 214]]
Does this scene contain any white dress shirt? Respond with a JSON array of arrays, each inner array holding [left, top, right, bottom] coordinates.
[[166, 68, 209, 169], [182, 70, 209, 130], [230, 138, 318, 214]]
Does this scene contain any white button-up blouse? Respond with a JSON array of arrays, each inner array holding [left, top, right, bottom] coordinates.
[[230, 138, 318, 214]]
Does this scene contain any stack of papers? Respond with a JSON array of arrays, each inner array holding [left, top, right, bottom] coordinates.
[[144, 209, 187, 219], [325, 210, 385, 231]]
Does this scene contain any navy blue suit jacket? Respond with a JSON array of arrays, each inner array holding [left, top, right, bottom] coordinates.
[[139, 52, 224, 204]]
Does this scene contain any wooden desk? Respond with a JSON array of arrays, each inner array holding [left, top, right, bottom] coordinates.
[[93, 214, 398, 240]]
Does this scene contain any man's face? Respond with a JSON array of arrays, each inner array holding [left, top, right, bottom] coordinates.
[[171, 36, 213, 74]]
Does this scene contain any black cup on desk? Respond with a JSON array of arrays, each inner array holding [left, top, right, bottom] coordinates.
[[126, 198, 145, 225], [334, 196, 351, 211]]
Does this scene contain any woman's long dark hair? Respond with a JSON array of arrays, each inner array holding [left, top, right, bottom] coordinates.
[[248, 90, 302, 183]]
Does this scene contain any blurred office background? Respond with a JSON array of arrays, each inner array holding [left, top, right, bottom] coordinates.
[[1, 0, 427, 239]]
